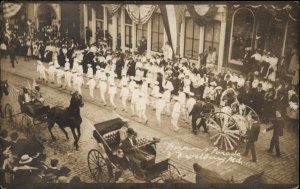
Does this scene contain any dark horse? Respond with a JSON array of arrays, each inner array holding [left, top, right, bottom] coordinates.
[[47, 91, 84, 150], [0, 80, 9, 118]]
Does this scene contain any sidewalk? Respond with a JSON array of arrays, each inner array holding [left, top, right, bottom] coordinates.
[[1, 56, 298, 184]]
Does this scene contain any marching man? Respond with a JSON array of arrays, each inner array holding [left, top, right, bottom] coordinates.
[[136, 92, 148, 125], [87, 64, 93, 78], [186, 92, 196, 124], [178, 88, 187, 122], [171, 96, 181, 132], [150, 81, 160, 109], [87, 75, 96, 99], [155, 93, 165, 127], [74, 72, 84, 95], [163, 77, 174, 116], [56, 65, 64, 88], [108, 82, 117, 110], [120, 84, 130, 112], [47, 62, 56, 83], [131, 84, 140, 117], [36, 60, 47, 81], [95, 66, 101, 88], [63, 67, 72, 90], [98, 68, 107, 106]]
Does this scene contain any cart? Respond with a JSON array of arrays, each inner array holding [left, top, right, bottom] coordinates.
[[206, 90, 261, 151], [87, 118, 182, 183]]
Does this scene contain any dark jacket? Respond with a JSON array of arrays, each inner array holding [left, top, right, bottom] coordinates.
[[267, 117, 284, 137], [246, 123, 260, 142], [189, 102, 203, 119], [120, 137, 138, 154]]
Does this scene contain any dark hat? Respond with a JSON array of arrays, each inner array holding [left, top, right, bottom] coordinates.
[[59, 166, 71, 176], [126, 128, 136, 136], [193, 163, 202, 172], [10, 132, 19, 141], [0, 129, 8, 138], [50, 159, 59, 167]]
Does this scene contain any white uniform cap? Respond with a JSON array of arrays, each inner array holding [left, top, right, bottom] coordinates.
[[100, 68, 104, 71], [215, 86, 223, 90], [65, 58, 69, 62], [96, 66, 100, 69], [49, 62, 54, 65], [55, 65, 60, 69], [210, 82, 217, 86]]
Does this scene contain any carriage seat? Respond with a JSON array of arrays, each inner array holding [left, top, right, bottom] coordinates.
[[103, 131, 121, 152]]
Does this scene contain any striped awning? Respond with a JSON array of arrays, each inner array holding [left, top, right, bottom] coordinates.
[[1, 3, 23, 19], [126, 5, 157, 24]]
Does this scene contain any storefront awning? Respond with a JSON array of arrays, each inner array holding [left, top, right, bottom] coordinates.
[[2, 3, 23, 19], [126, 5, 157, 25]]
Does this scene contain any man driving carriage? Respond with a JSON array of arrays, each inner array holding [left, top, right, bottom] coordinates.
[[120, 128, 148, 179], [19, 85, 49, 117]]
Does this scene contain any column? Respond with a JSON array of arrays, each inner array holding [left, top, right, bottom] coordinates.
[[34, 4, 39, 30], [281, 20, 289, 57], [147, 18, 152, 57], [91, 7, 96, 44], [83, 4, 88, 43], [217, 21, 226, 72], [56, 4, 61, 24], [112, 14, 118, 50], [179, 15, 185, 58], [104, 7, 108, 38], [121, 9, 126, 52], [132, 23, 137, 53], [199, 26, 205, 54]]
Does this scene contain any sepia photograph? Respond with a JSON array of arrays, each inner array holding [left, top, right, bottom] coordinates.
[[0, 1, 299, 189]]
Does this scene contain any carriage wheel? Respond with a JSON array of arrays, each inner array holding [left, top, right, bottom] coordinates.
[[4, 103, 15, 128], [88, 149, 112, 183], [161, 163, 181, 182], [239, 105, 260, 125], [207, 112, 240, 151], [21, 115, 33, 136]]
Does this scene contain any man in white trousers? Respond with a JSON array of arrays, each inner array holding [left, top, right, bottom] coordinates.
[[171, 96, 181, 132], [87, 75, 96, 99], [36, 60, 47, 82], [98, 68, 107, 106], [155, 93, 165, 127], [108, 82, 117, 109], [136, 92, 148, 125], [47, 62, 56, 84], [63, 67, 72, 90], [131, 84, 140, 117], [120, 84, 129, 112]]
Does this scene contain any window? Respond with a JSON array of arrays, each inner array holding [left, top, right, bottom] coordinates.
[[151, 13, 164, 52], [125, 11, 132, 48], [204, 21, 220, 62], [96, 5, 104, 30], [117, 14, 121, 36], [136, 23, 147, 46], [184, 17, 200, 60]]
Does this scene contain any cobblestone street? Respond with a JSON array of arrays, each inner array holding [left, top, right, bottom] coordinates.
[[0, 57, 298, 184]]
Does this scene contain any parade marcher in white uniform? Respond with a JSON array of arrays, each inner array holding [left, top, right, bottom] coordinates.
[[178, 88, 187, 122], [131, 84, 140, 117], [141, 77, 148, 95], [120, 84, 130, 112], [119, 73, 129, 88], [136, 92, 148, 125], [36, 60, 47, 81], [47, 62, 56, 83], [87, 64, 93, 78], [63, 67, 72, 90], [56, 65, 64, 88], [171, 96, 181, 132], [155, 93, 165, 127], [163, 77, 174, 116], [186, 92, 196, 124], [65, 58, 70, 71], [108, 82, 117, 109], [87, 75, 96, 99], [150, 81, 160, 109], [98, 68, 107, 105], [74, 73, 84, 95], [128, 76, 136, 93]]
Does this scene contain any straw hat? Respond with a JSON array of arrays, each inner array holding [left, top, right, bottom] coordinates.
[[19, 154, 33, 165]]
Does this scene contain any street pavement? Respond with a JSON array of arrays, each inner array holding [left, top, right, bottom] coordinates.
[[0, 57, 298, 184]]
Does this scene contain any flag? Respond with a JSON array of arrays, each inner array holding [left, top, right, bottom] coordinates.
[[2, 3, 23, 19]]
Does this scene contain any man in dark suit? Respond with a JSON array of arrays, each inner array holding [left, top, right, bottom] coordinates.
[[264, 110, 284, 157], [199, 96, 214, 133], [189, 98, 203, 135], [242, 113, 260, 162], [85, 26, 92, 46], [120, 128, 147, 178], [252, 83, 265, 118]]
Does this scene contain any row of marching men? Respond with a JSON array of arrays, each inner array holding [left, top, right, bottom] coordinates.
[[36, 59, 216, 132]]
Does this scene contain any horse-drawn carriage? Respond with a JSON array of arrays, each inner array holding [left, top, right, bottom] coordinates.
[[88, 118, 182, 183], [205, 88, 261, 151]]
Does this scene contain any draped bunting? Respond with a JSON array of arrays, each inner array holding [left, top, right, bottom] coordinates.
[[106, 4, 121, 15], [186, 5, 218, 26], [1, 3, 23, 19], [126, 5, 157, 24], [232, 3, 299, 22]]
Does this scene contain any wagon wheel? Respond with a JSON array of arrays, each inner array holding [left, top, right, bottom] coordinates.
[[21, 115, 33, 136], [88, 149, 112, 183], [207, 112, 240, 151], [4, 103, 16, 128], [239, 105, 260, 125], [161, 163, 181, 182]]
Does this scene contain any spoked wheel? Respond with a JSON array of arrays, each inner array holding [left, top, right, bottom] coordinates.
[[207, 112, 240, 151], [4, 103, 16, 128], [161, 163, 181, 182], [88, 149, 112, 183], [21, 115, 33, 136]]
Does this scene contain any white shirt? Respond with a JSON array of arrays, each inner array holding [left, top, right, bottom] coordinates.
[[87, 79, 96, 89]]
